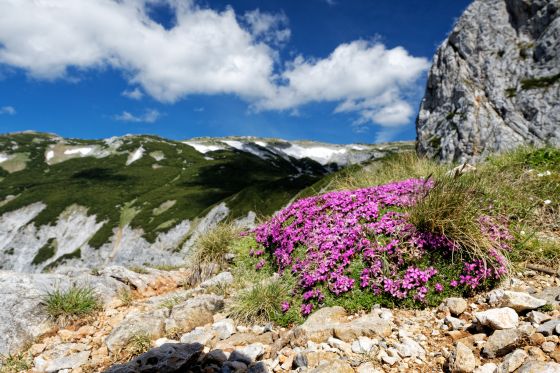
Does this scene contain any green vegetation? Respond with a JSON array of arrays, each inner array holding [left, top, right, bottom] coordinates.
[[521, 73, 560, 90], [0, 133, 328, 249], [43, 285, 101, 319], [117, 288, 134, 307], [0, 353, 32, 373], [43, 248, 81, 272], [122, 333, 151, 358], [31, 238, 57, 265], [505, 87, 517, 98]]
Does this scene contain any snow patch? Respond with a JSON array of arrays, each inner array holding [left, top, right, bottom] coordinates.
[[254, 141, 267, 147], [126, 146, 144, 165], [45, 151, 54, 161], [222, 140, 270, 159], [280, 144, 348, 165], [183, 142, 224, 154], [0, 153, 9, 163], [63, 147, 93, 156]]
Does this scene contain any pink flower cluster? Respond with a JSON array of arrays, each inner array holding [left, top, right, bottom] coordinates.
[[254, 178, 511, 315]]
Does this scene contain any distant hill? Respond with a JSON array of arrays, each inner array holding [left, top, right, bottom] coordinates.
[[0, 131, 413, 273]]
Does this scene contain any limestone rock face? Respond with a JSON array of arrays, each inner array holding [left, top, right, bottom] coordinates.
[[417, 0, 560, 163]]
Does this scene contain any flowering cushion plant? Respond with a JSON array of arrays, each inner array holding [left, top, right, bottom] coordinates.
[[252, 178, 513, 316]]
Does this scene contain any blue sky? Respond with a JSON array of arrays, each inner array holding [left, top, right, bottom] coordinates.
[[0, 0, 471, 143]]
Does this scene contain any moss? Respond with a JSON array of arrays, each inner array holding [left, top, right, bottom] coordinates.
[[43, 248, 81, 272], [505, 87, 517, 98], [521, 73, 560, 90], [31, 238, 57, 265]]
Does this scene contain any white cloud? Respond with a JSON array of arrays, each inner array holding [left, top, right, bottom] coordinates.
[[114, 109, 162, 123], [257, 40, 429, 127], [0, 106, 16, 115], [0, 1, 429, 134], [243, 9, 290, 46], [122, 88, 144, 100]]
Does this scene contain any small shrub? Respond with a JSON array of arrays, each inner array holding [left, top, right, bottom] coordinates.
[[228, 276, 297, 325], [123, 333, 151, 358], [0, 353, 32, 373], [538, 303, 554, 312], [117, 288, 134, 307], [43, 285, 101, 319]]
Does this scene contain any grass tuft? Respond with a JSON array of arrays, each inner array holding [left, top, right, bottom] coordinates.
[[0, 353, 32, 373], [43, 285, 101, 320]]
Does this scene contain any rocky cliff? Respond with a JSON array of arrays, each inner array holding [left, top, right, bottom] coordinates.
[[417, 0, 560, 162]]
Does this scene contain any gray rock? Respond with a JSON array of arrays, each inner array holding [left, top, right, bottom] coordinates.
[[498, 349, 528, 373], [105, 309, 168, 352], [417, 0, 560, 162], [487, 290, 546, 312], [446, 315, 467, 330], [104, 343, 203, 373], [231, 343, 265, 364], [527, 311, 552, 324], [449, 342, 476, 373], [446, 298, 468, 316], [212, 318, 235, 340], [350, 336, 375, 354], [537, 319, 560, 336], [542, 341, 556, 353], [516, 361, 560, 373], [474, 363, 498, 373], [333, 314, 392, 342], [292, 306, 347, 344], [199, 272, 234, 289], [44, 351, 90, 373], [165, 294, 224, 333], [536, 287, 560, 306], [483, 329, 524, 358], [179, 327, 215, 345], [394, 337, 425, 359], [475, 308, 519, 330]]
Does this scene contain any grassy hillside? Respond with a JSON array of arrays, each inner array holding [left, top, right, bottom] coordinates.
[[0, 132, 409, 251]]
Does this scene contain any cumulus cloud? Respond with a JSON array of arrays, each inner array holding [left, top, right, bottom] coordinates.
[[0, 0, 429, 133], [0, 106, 16, 115], [257, 40, 429, 127], [114, 109, 162, 123], [122, 88, 144, 100]]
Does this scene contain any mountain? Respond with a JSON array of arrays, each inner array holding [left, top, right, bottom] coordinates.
[[0, 131, 412, 273], [417, 0, 560, 162]]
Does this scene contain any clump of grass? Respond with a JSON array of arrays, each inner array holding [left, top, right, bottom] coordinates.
[[331, 151, 445, 191], [129, 266, 149, 274], [43, 285, 101, 320], [117, 287, 134, 307], [150, 263, 184, 271], [159, 296, 185, 310], [228, 275, 295, 325], [187, 223, 240, 284], [0, 353, 32, 373], [122, 333, 151, 359]]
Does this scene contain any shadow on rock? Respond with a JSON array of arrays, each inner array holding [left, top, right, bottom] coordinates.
[[103, 342, 268, 373]]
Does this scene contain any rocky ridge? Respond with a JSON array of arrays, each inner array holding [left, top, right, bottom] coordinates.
[[417, 0, 560, 162], [3, 262, 560, 372]]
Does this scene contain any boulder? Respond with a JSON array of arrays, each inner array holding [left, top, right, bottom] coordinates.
[[333, 314, 392, 342], [536, 287, 560, 306], [537, 319, 560, 336], [165, 295, 224, 333], [516, 361, 560, 373], [446, 298, 468, 316], [448, 342, 476, 373], [199, 272, 234, 289], [179, 327, 215, 345], [483, 329, 524, 358], [105, 309, 168, 352], [212, 318, 236, 340], [527, 311, 552, 325], [488, 290, 546, 312], [43, 351, 90, 373], [394, 337, 425, 359], [499, 349, 528, 372], [475, 308, 518, 330], [292, 306, 347, 343]]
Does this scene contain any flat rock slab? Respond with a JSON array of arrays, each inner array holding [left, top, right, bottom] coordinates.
[[516, 361, 560, 373]]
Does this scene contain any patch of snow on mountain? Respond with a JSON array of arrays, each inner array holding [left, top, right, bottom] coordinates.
[[45, 150, 54, 161], [280, 144, 348, 165], [222, 140, 270, 159], [0, 153, 9, 163], [63, 147, 93, 156], [254, 141, 267, 147], [183, 142, 224, 154], [126, 146, 144, 165]]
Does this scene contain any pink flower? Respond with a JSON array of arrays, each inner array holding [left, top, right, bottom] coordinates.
[[281, 301, 290, 313]]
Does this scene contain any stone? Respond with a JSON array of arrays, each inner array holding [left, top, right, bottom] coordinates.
[[483, 329, 523, 358], [528, 346, 548, 361], [44, 351, 90, 373], [416, 0, 560, 162], [551, 350, 560, 363], [516, 361, 560, 373], [377, 349, 399, 366], [448, 342, 476, 373], [154, 338, 178, 347], [395, 337, 425, 359], [231, 343, 265, 363], [357, 362, 382, 373], [212, 318, 236, 340], [180, 327, 215, 345], [350, 336, 375, 354], [530, 333, 546, 345], [333, 314, 392, 342], [446, 316, 466, 330], [499, 349, 528, 372], [474, 363, 498, 373], [215, 332, 273, 349], [104, 343, 204, 372], [165, 295, 224, 333], [199, 272, 234, 288], [542, 341, 556, 353], [537, 319, 560, 336], [105, 309, 167, 352], [292, 306, 347, 343], [446, 298, 468, 316], [475, 308, 519, 330], [487, 290, 546, 312], [536, 287, 560, 306], [527, 311, 552, 325], [327, 337, 353, 354], [308, 360, 354, 373]]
